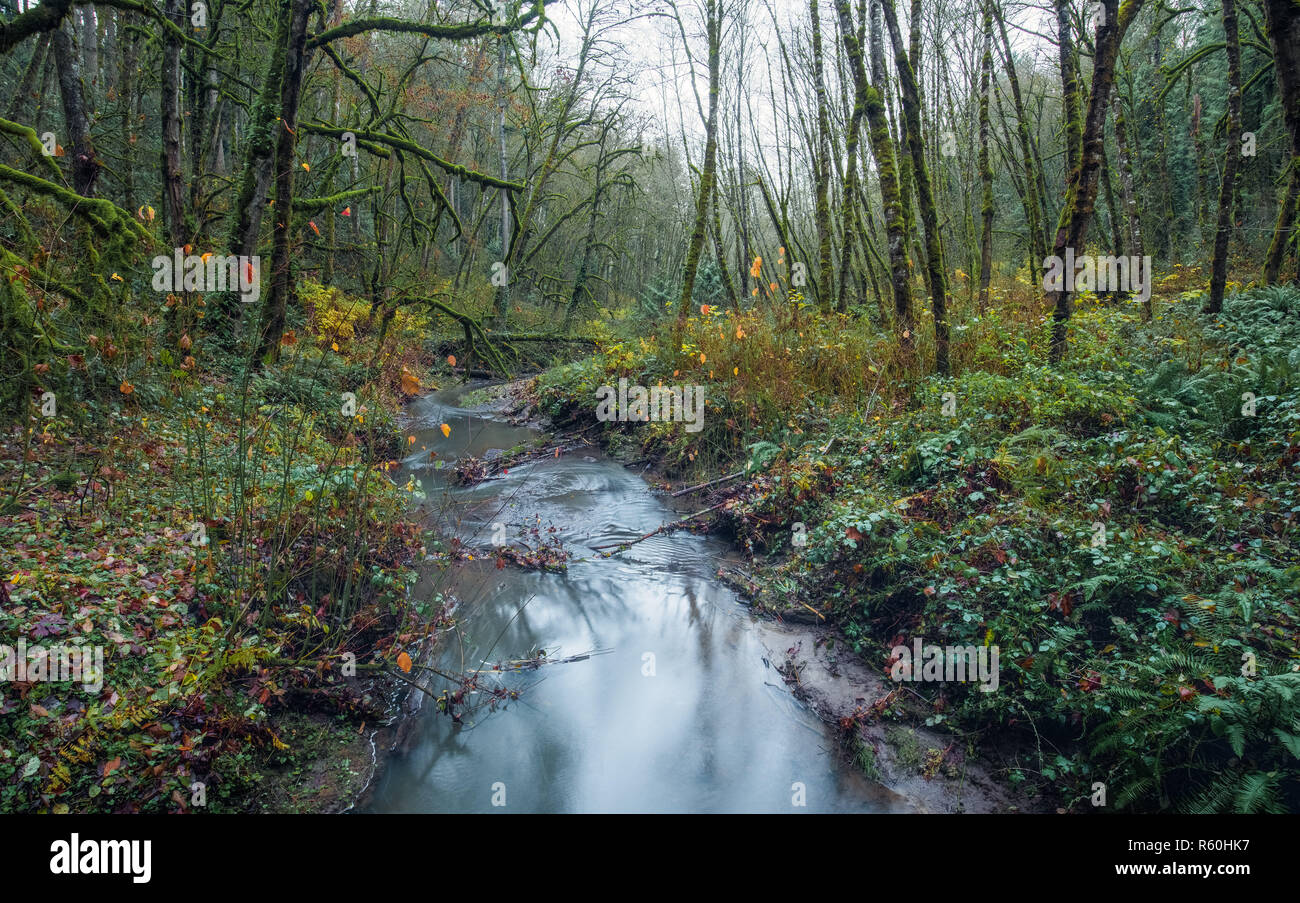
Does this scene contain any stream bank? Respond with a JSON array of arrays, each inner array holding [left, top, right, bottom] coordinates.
[[354, 377, 1030, 813]]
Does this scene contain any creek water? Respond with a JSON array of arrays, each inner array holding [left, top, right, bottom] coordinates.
[[361, 382, 901, 813]]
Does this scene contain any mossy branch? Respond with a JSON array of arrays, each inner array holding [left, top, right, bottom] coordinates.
[[296, 185, 380, 212], [300, 122, 523, 190]]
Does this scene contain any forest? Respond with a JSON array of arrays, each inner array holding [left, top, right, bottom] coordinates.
[[0, 0, 1298, 821]]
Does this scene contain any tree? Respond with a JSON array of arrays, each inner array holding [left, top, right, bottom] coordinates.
[[1263, 0, 1300, 284], [976, 0, 994, 313], [835, 0, 912, 351], [1205, 0, 1243, 315], [880, 0, 948, 373], [676, 0, 723, 330], [810, 0, 835, 311], [1047, 0, 1145, 364]]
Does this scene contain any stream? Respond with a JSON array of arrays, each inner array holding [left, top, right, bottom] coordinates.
[[361, 382, 904, 813]]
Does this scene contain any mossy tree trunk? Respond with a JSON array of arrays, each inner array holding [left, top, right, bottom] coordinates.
[[977, 0, 994, 313], [677, 0, 721, 329], [255, 0, 315, 363], [1055, 0, 1082, 180], [1048, 0, 1144, 363], [810, 0, 835, 312], [1205, 0, 1242, 315], [1263, 0, 1300, 284], [881, 0, 949, 373], [160, 0, 186, 244], [836, 0, 912, 352]]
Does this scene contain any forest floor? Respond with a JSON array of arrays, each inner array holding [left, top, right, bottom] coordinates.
[[6, 270, 1298, 814], [1, 281, 441, 813], [532, 271, 1300, 814]]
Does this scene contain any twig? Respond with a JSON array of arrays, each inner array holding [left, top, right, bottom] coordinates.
[[589, 501, 726, 553], [670, 469, 745, 497]]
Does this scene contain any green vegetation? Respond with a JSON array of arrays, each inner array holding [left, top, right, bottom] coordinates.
[[541, 275, 1300, 813], [0, 279, 441, 813]]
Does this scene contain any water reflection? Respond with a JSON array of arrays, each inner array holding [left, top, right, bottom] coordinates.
[[363, 384, 899, 813]]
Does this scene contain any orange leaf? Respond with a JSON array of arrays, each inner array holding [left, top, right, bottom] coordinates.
[[440, 423, 451, 438], [396, 651, 412, 673], [446, 354, 457, 367], [119, 380, 134, 395], [341, 206, 351, 216], [845, 526, 863, 542], [401, 370, 420, 394], [103, 756, 121, 777], [308, 220, 320, 236]]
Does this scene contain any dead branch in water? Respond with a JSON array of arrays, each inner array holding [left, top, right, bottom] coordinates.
[[469, 647, 613, 674], [589, 501, 727, 555]]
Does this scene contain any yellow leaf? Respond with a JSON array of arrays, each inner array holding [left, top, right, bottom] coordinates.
[[301, 162, 310, 171], [331, 342, 340, 352]]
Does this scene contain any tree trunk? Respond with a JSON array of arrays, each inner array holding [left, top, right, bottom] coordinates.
[[51, 22, 97, 197], [836, 0, 912, 351], [160, 0, 185, 244], [1205, 0, 1242, 315], [1048, 0, 1144, 363], [1263, 0, 1300, 284], [992, 0, 1046, 289], [256, 0, 315, 363], [1111, 87, 1147, 316], [677, 0, 722, 328], [881, 0, 948, 374], [492, 32, 511, 325], [977, 0, 994, 313], [810, 0, 835, 312], [1055, 0, 1082, 180]]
